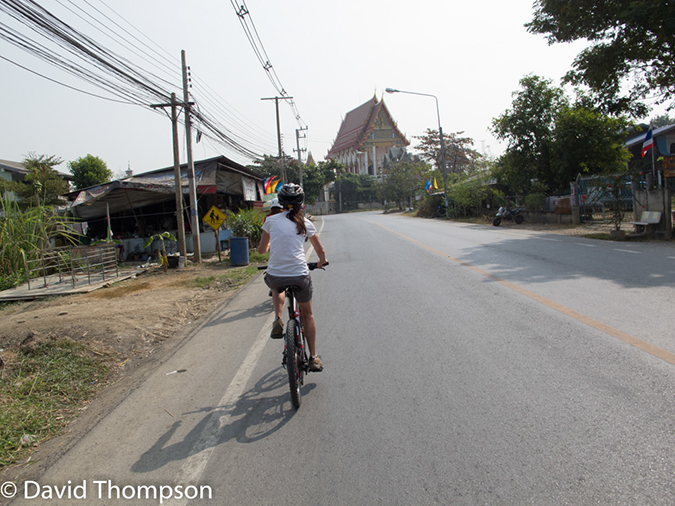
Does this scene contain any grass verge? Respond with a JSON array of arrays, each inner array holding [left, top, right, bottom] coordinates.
[[187, 264, 261, 289], [0, 339, 110, 468]]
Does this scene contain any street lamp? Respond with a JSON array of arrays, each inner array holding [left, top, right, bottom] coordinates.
[[385, 87, 449, 218]]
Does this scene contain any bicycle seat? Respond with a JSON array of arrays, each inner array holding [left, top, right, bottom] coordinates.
[[277, 285, 301, 293]]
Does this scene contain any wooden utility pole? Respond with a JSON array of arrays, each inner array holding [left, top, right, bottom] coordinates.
[[182, 50, 201, 263], [261, 96, 293, 181], [170, 93, 187, 260], [150, 93, 187, 261]]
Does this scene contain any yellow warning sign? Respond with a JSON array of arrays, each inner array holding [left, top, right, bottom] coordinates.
[[203, 206, 226, 231]]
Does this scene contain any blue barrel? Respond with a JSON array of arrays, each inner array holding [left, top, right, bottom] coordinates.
[[229, 237, 249, 266]]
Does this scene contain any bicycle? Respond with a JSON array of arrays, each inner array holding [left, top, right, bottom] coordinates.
[[258, 262, 328, 408]]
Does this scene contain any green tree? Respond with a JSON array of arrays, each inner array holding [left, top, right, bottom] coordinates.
[[449, 174, 491, 217], [301, 160, 338, 204], [526, 0, 675, 116], [552, 106, 631, 187], [376, 161, 426, 210], [69, 154, 112, 190], [15, 153, 70, 207], [650, 113, 674, 128], [335, 172, 377, 211], [414, 129, 481, 176], [247, 154, 299, 182], [491, 75, 569, 194]]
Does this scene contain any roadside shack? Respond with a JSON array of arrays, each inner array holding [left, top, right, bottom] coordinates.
[[63, 155, 263, 260]]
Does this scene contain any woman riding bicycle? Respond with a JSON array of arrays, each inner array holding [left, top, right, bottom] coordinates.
[[257, 183, 328, 372]]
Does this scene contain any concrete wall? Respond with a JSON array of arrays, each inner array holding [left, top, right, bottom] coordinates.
[[633, 188, 672, 237], [522, 211, 574, 225]]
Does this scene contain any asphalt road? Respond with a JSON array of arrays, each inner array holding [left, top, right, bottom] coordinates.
[[6, 212, 675, 506]]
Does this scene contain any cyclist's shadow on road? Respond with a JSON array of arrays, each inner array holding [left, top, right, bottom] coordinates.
[[130, 369, 317, 473]]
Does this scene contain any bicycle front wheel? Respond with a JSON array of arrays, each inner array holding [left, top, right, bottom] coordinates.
[[285, 319, 302, 408]]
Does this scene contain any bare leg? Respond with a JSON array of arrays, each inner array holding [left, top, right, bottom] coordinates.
[[298, 300, 317, 357], [272, 290, 285, 320]]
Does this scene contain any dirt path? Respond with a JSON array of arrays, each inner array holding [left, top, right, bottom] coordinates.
[[0, 260, 254, 362], [0, 259, 262, 481]]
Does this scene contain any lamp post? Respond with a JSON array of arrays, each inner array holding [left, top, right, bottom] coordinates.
[[385, 87, 449, 218]]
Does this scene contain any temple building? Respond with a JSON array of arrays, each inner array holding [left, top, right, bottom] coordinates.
[[326, 95, 409, 176]]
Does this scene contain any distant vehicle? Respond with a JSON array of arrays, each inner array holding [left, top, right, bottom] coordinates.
[[493, 206, 524, 226]]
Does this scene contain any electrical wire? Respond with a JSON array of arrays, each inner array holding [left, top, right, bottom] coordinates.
[[0, 0, 172, 104], [229, 0, 307, 130], [0, 52, 134, 103], [59, 0, 181, 90], [0, 0, 284, 163]]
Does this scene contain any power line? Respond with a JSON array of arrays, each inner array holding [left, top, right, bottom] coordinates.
[[0, 0, 282, 163], [58, 0, 181, 90], [229, 0, 307, 130], [0, 0, 172, 104], [0, 52, 134, 103]]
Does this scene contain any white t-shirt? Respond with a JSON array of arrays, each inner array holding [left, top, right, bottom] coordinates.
[[262, 211, 316, 277]]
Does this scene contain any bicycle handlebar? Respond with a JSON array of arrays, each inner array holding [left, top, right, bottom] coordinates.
[[257, 262, 329, 271]]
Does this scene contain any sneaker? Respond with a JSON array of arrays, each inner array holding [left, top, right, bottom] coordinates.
[[271, 318, 284, 339], [308, 355, 324, 372]]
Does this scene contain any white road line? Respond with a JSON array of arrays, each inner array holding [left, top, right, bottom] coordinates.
[[165, 312, 273, 506], [614, 249, 640, 254], [575, 243, 596, 247], [540, 238, 560, 242]]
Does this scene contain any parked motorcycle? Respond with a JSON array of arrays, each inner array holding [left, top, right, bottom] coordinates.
[[493, 206, 524, 226]]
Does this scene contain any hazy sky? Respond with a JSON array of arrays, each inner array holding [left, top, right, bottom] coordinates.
[[0, 0, 636, 177]]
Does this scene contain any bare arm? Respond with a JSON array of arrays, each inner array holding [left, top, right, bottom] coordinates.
[[258, 230, 270, 255], [309, 234, 328, 267]]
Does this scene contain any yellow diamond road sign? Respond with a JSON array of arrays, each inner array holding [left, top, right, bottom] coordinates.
[[203, 206, 226, 231]]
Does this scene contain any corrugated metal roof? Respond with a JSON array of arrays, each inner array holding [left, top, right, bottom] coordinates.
[[625, 124, 675, 147], [0, 159, 71, 179], [0, 159, 28, 175]]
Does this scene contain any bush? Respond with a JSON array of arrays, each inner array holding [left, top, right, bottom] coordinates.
[[0, 194, 80, 282], [417, 194, 444, 218], [524, 193, 547, 211], [0, 272, 24, 291], [226, 208, 264, 247]]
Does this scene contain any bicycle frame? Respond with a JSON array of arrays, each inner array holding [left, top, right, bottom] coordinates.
[[258, 262, 327, 409], [284, 288, 309, 374]]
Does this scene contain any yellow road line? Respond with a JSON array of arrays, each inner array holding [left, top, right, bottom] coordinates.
[[368, 219, 675, 366]]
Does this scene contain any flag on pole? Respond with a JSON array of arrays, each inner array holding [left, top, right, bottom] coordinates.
[[263, 176, 278, 194], [641, 128, 654, 158], [274, 180, 285, 192], [434, 178, 438, 189]]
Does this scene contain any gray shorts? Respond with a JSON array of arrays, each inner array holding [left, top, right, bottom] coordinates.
[[264, 273, 313, 303]]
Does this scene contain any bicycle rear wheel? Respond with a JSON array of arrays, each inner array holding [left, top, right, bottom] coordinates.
[[285, 319, 302, 408]]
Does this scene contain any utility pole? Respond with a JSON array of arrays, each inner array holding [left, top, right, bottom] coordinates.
[[182, 50, 201, 263], [150, 93, 187, 261], [261, 96, 293, 181], [170, 93, 187, 261], [294, 126, 308, 186]]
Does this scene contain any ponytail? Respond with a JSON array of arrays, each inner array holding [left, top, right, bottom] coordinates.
[[286, 207, 307, 236]]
